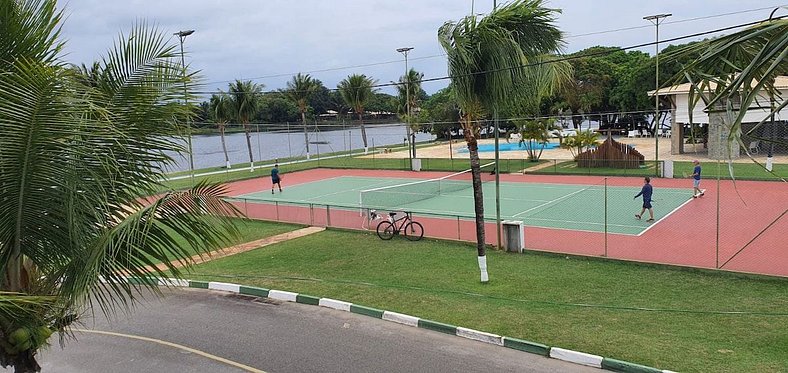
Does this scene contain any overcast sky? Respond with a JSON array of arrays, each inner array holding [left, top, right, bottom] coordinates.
[[59, 1, 786, 97]]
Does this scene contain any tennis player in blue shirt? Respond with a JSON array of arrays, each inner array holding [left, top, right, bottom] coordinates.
[[691, 159, 704, 198], [634, 176, 654, 222]]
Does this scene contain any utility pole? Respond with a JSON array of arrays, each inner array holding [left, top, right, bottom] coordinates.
[[397, 47, 414, 169], [175, 29, 195, 184], [644, 13, 670, 177]]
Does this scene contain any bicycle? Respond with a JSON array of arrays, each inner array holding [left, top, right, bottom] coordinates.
[[371, 211, 424, 241]]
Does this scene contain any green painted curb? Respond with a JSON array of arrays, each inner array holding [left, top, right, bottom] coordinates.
[[502, 337, 550, 356], [127, 276, 158, 285], [418, 319, 457, 335], [602, 358, 663, 373], [239, 286, 269, 298], [296, 294, 320, 305], [350, 304, 384, 319], [188, 280, 209, 289]]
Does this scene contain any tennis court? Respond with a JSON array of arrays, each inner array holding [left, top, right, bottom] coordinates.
[[237, 172, 694, 235]]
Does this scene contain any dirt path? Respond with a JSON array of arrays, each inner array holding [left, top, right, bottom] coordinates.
[[145, 226, 326, 273]]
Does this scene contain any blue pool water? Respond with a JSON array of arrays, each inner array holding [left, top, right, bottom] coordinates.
[[460, 142, 562, 153]]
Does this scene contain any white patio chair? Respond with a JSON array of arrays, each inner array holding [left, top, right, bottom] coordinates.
[[748, 140, 760, 154]]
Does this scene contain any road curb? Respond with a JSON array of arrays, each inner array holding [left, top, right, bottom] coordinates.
[[131, 276, 674, 373]]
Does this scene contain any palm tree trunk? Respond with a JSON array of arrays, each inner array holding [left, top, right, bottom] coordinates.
[[463, 119, 488, 283], [220, 123, 230, 169], [302, 111, 310, 160], [243, 123, 255, 171], [359, 113, 368, 154]]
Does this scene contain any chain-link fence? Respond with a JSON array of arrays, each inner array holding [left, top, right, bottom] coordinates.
[[228, 162, 787, 278]]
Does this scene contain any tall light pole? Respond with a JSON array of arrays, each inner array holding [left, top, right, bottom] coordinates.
[[175, 29, 195, 183], [397, 47, 414, 167], [644, 14, 670, 177]]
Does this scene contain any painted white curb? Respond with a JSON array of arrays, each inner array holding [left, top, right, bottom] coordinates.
[[160, 278, 189, 287], [549, 347, 603, 368], [268, 290, 298, 302], [382, 311, 419, 327], [456, 327, 504, 346], [208, 282, 240, 293], [319, 298, 352, 312]]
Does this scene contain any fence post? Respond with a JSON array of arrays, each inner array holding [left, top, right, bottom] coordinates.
[[310, 203, 314, 226], [457, 216, 461, 240], [326, 205, 331, 227], [275, 201, 279, 221], [716, 160, 720, 268], [604, 177, 608, 257]]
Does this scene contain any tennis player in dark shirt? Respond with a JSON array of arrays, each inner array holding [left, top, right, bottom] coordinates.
[[634, 176, 654, 223]]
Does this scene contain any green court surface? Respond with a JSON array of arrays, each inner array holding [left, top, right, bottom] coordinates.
[[238, 176, 693, 235]]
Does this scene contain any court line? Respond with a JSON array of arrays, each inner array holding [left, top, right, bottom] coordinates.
[[636, 189, 704, 237], [511, 187, 591, 218], [73, 329, 268, 373]]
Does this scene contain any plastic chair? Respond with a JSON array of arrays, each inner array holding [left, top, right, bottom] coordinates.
[[748, 140, 760, 154]]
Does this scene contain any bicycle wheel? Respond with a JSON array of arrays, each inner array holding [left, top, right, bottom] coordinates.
[[403, 221, 424, 241], [376, 221, 396, 240]]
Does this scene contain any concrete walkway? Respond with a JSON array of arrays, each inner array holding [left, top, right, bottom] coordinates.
[[145, 226, 326, 272]]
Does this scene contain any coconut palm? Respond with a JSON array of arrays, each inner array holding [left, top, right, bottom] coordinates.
[[285, 73, 320, 160], [338, 74, 377, 154], [395, 68, 424, 118], [439, 0, 564, 282], [209, 92, 234, 169], [227, 80, 263, 171], [0, 1, 240, 371], [517, 119, 557, 161], [664, 16, 787, 162], [394, 68, 425, 158]]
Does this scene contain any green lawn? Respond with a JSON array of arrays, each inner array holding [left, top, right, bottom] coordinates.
[[162, 154, 547, 191], [152, 218, 304, 264], [673, 161, 788, 181], [186, 229, 788, 373], [531, 160, 661, 177]]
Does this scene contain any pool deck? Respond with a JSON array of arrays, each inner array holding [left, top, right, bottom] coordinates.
[[367, 136, 788, 164]]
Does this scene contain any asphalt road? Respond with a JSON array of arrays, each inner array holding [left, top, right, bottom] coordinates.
[[38, 288, 596, 373]]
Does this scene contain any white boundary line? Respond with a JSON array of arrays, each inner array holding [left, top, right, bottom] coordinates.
[[637, 189, 703, 237], [512, 187, 590, 218]]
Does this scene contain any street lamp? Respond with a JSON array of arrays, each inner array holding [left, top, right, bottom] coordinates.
[[644, 14, 670, 177], [175, 29, 195, 183], [397, 47, 415, 167]]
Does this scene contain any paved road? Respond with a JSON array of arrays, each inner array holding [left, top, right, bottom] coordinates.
[[39, 288, 595, 372]]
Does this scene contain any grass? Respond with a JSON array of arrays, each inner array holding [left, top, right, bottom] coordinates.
[[185, 229, 788, 373], [673, 161, 788, 181], [152, 218, 304, 264], [162, 152, 548, 191], [530, 160, 661, 177]]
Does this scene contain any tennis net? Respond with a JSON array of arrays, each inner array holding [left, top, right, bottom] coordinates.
[[359, 162, 496, 210]]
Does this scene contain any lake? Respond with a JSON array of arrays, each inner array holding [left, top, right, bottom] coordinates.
[[165, 123, 435, 172]]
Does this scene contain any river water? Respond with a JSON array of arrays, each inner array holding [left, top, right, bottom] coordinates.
[[165, 123, 435, 172]]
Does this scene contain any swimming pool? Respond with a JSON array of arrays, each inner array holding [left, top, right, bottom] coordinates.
[[459, 142, 561, 153]]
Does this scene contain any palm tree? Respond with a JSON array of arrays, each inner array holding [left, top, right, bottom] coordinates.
[[665, 17, 787, 163], [394, 68, 424, 158], [517, 119, 556, 161], [0, 2, 240, 371], [227, 80, 263, 171], [439, 0, 564, 282], [338, 74, 377, 154], [285, 73, 320, 160], [209, 92, 234, 169]]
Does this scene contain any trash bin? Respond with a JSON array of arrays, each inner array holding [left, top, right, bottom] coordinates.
[[502, 220, 524, 253], [412, 158, 422, 171]]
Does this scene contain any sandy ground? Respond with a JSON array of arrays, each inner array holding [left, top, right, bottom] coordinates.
[[369, 136, 788, 164]]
